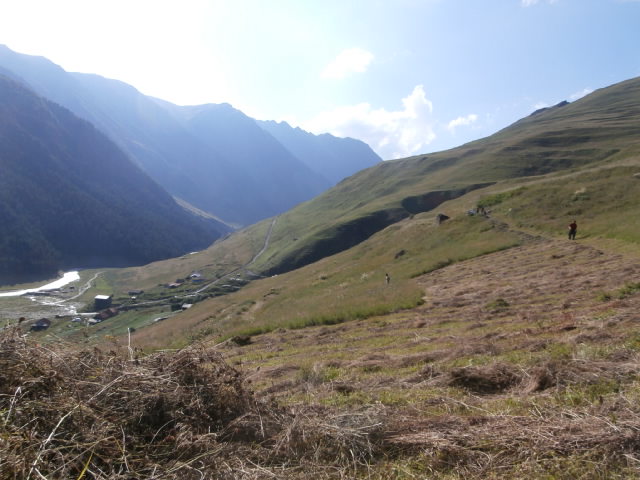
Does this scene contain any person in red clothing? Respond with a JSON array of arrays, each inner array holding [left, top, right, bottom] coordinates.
[[568, 220, 577, 240]]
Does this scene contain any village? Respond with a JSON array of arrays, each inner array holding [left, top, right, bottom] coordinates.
[[14, 270, 251, 338]]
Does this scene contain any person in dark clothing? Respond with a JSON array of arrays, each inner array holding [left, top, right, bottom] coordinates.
[[568, 220, 577, 240]]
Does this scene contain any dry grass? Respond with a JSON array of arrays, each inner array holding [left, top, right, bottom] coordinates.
[[207, 233, 640, 478], [5, 325, 640, 480], [0, 329, 389, 479], [5, 229, 640, 478]]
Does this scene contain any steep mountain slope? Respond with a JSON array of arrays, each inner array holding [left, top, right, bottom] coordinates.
[[171, 103, 330, 224], [0, 75, 227, 285], [0, 45, 380, 225], [244, 76, 640, 275], [258, 120, 381, 184]]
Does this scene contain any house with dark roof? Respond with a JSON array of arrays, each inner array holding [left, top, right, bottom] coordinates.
[[30, 318, 51, 332]]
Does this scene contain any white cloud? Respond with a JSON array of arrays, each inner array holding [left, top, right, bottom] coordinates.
[[521, 0, 558, 6], [321, 48, 374, 79], [302, 85, 436, 160], [447, 113, 478, 132], [569, 87, 593, 101], [533, 101, 550, 110]]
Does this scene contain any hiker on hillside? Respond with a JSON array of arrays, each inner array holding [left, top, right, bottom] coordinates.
[[385, 273, 391, 285], [568, 220, 577, 240]]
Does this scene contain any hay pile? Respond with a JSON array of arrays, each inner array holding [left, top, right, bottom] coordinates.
[[0, 329, 253, 478], [0, 330, 381, 479]]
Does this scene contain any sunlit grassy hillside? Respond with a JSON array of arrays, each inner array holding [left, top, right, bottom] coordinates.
[[246, 76, 640, 275], [89, 76, 640, 304], [130, 213, 521, 349], [125, 156, 640, 351]]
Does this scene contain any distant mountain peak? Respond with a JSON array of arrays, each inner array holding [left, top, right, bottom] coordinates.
[[0, 45, 382, 226], [258, 119, 381, 185], [529, 100, 570, 117]]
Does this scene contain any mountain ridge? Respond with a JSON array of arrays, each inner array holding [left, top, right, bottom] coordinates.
[[0, 74, 228, 284], [0, 45, 382, 226], [258, 119, 381, 185], [242, 75, 640, 276]]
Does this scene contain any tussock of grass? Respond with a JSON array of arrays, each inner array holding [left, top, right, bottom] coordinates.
[[0, 329, 390, 479], [484, 297, 510, 312], [477, 187, 526, 208], [617, 282, 640, 298], [597, 281, 640, 302]]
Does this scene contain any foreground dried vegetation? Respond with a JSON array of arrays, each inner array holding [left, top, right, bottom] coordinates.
[[0, 330, 385, 479], [4, 326, 640, 478], [4, 236, 640, 478]]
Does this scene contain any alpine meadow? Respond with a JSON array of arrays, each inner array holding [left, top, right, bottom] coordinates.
[[2, 4, 640, 478]]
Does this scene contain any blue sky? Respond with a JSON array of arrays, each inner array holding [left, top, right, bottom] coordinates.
[[1, 0, 639, 159]]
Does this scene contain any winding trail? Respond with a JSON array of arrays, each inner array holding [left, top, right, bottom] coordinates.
[[194, 216, 278, 294], [124, 216, 279, 309], [53, 272, 102, 304], [248, 216, 278, 267]]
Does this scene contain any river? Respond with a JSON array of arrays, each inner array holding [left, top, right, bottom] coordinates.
[[0, 271, 80, 298]]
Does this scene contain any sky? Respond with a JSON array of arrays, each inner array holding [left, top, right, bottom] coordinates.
[[0, 0, 639, 160]]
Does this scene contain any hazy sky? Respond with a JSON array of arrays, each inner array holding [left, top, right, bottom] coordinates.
[[1, 0, 639, 159]]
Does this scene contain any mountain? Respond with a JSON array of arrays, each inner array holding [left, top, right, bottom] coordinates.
[[257, 120, 381, 185], [241, 76, 640, 275], [87, 75, 640, 295], [86, 74, 640, 306], [0, 74, 228, 285], [0, 45, 381, 226], [166, 103, 331, 224]]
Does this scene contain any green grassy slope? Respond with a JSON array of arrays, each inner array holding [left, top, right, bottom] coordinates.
[[120, 159, 640, 350], [94, 75, 638, 295], [124, 213, 520, 349], [247, 76, 640, 275]]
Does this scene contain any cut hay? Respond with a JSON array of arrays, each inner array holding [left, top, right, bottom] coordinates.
[[448, 363, 520, 394], [0, 329, 383, 479]]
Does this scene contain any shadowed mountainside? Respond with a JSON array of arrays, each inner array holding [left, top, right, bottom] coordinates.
[[0, 75, 228, 285], [0, 45, 382, 226]]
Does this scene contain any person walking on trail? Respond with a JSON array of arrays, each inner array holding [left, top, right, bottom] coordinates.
[[568, 220, 577, 240], [385, 273, 391, 285]]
